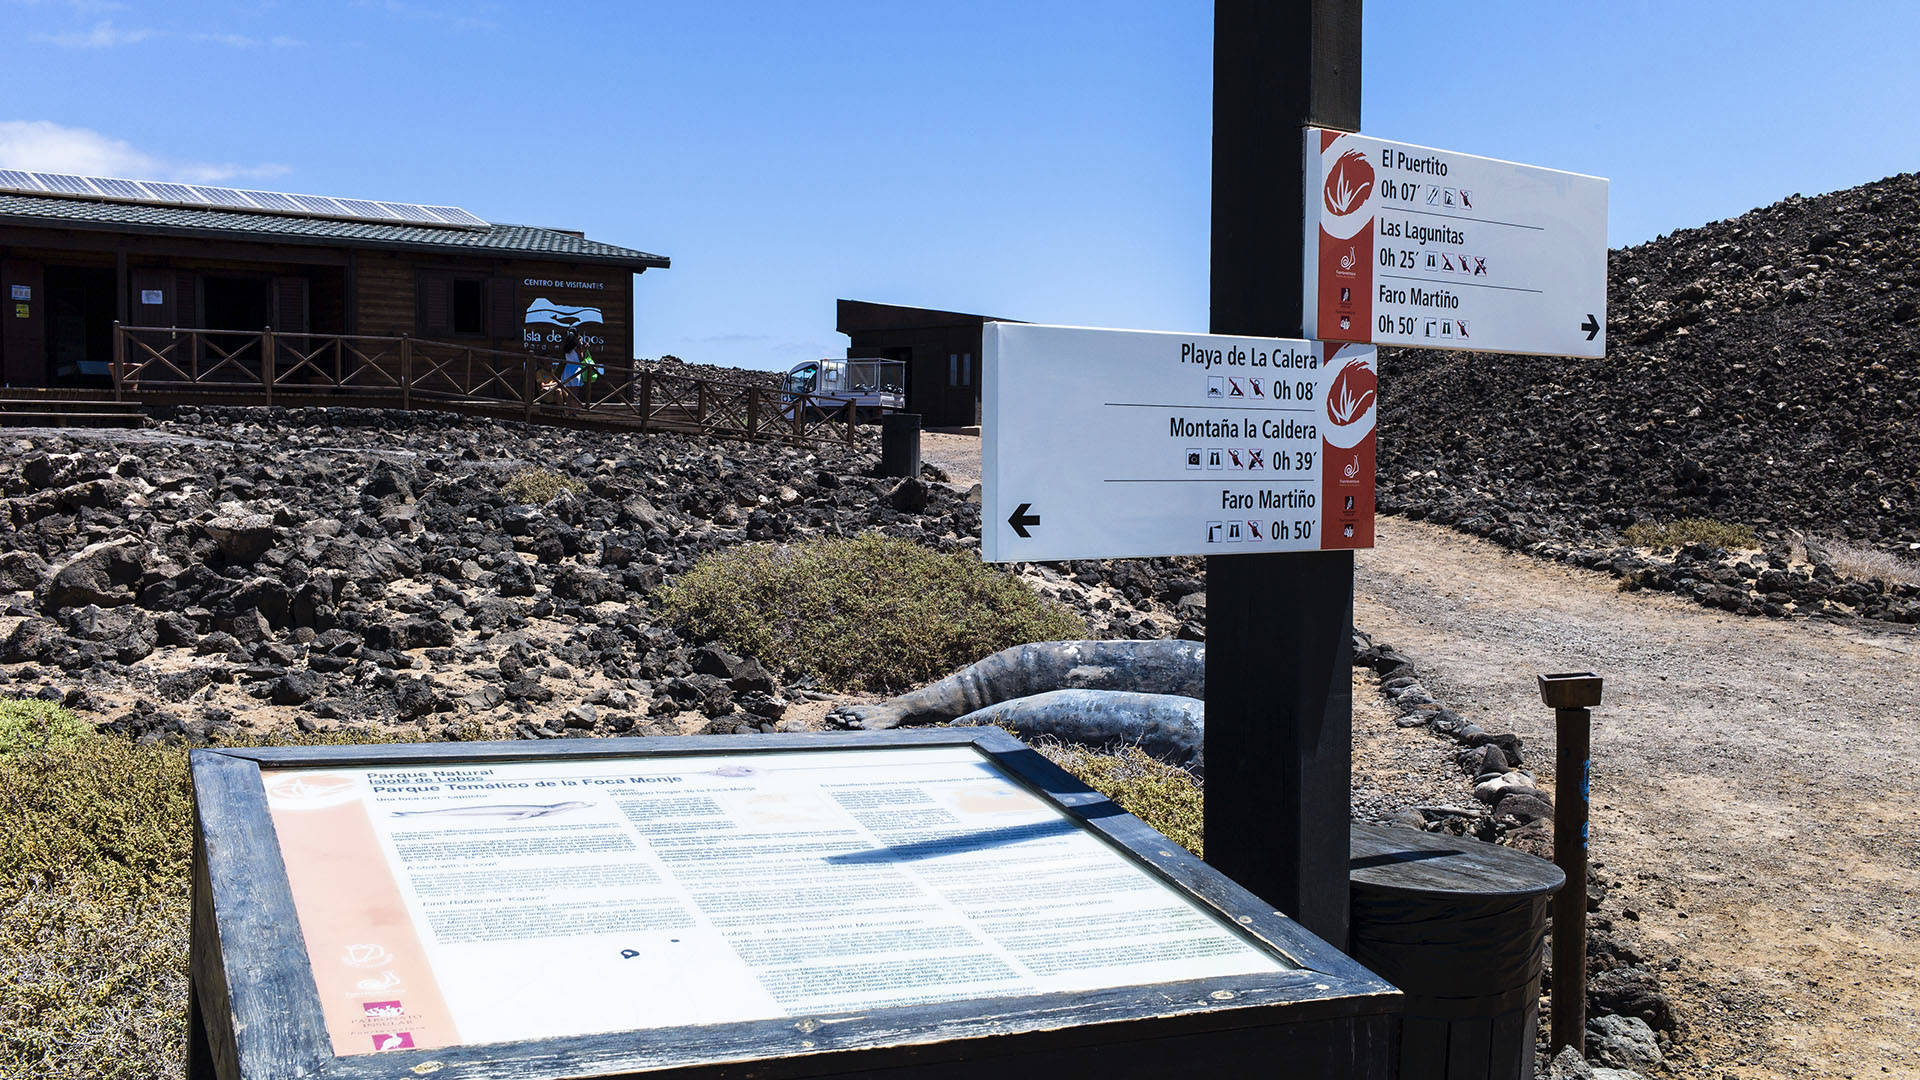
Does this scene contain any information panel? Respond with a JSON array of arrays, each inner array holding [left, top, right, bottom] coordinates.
[[1304, 127, 1608, 358], [982, 322, 1375, 563], [261, 745, 1291, 1056]]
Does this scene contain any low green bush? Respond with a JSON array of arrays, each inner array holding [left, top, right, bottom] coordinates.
[[1036, 741, 1205, 856], [0, 702, 444, 1080], [1623, 517, 1757, 551], [0, 696, 95, 756], [658, 534, 1087, 693], [501, 466, 585, 505]]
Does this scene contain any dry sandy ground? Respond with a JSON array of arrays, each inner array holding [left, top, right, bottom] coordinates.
[[1357, 518, 1920, 1080], [907, 431, 1920, 1076]]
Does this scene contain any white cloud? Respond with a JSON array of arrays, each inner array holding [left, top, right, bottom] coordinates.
[[29, 18, 299, 48], [33, 19, 151, 47], [0, 121, 290, 184]]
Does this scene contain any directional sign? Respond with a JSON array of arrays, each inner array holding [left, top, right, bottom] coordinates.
[[1304, 128, 1608, 358], [982, 323, 1375, 563]]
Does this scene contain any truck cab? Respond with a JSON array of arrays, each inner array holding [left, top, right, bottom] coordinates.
[[781, 358, 905, 420]]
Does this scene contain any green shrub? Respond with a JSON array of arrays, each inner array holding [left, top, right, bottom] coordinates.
[[1037, 741, 1205, 856], [501, 466, 586, 505], [1623, 517, 1757, 551], [0, 724, 443, 1080], [658, 534, 1087, 693], [0, 697, 95, 756]]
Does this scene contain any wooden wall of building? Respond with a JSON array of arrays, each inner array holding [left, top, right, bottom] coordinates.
[[352, 254, 633, 360]]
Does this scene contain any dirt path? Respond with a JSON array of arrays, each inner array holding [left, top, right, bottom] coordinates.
[[1357, 519, 1920, 1079]]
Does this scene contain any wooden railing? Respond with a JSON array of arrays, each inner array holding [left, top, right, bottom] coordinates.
[[111, 323, 858, 446]]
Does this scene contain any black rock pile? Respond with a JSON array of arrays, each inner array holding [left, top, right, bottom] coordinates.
[[0, 406, 1213, 744], [1378, 171, 1920, 623]]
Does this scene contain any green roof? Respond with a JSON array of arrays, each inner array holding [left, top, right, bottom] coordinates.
[[0, 191, 668, 270]]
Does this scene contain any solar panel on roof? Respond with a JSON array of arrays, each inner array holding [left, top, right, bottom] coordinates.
[[334, 198, 400, 219], [242, 190, 301, 212], [376, 202, 439, 225], [287, 194, 347, 216], [36, 173, 96, 195], [424, 205, 490, 227], [0, 170, 488, 230], [188, 185, 254, 208], [90, 178, 150, 200], [142, 182, 206, 204]]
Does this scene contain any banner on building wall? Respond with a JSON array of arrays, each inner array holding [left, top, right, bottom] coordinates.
[[520, 276, 607, 353]]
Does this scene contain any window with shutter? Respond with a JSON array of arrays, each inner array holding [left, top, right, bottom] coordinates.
[[174, 272, 198, 329], [451, 278, 485, 335], [274, 277, 310, 335], [416, 271, 451, 337], [489, 278, 519, 341]]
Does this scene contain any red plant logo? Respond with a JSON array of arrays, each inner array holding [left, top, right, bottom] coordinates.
[[1323, 149, 1374, 217], [1325, 360, 1377, 426]]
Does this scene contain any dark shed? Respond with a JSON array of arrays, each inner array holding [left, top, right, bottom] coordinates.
[[836, 299, 1020, 428], [0, 173, 666, 389]]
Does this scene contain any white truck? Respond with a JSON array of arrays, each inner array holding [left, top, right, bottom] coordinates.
[[780, 358, 906, 421]]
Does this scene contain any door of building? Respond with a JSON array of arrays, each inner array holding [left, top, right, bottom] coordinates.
[[2, 259, 46, 387]]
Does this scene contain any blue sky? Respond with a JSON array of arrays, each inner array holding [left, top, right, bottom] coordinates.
[[3, 1, 1917, 369]]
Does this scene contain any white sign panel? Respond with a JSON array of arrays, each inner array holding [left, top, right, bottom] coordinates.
[[1304, 128, 1608, 358], [262, 746, 1288, 1055], [982, 322, 1376, 563]]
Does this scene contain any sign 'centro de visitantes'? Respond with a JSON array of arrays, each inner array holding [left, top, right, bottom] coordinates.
[[1304, 127, 1609, 359], [982, 322, 1376, 563]]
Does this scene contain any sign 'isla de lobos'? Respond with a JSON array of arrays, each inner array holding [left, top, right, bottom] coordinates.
[[1305, 127, 1609, 359], [981, 322, 1377, 563]]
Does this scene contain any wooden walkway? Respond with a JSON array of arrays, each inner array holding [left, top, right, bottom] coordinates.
[[105, 323, 858, 445]]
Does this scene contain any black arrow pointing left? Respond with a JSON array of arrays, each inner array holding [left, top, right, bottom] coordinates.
[[1007, 503, 1040, 538]]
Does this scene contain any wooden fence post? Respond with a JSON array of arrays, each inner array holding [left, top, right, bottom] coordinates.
[[638, 371, 652, 433], [523, 354, 536, 423], [400, 335, 412, 411], [747, 388, 761, 438], [261, 326, 275, 406], [111, 321, 125, 402]]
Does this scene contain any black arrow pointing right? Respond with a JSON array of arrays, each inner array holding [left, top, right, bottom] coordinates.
[[1007, 503, 1040, 538], [1581, 314, 1600, 341]]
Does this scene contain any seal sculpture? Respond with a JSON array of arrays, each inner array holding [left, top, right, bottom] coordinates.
[[826, 639, 1207, 770]]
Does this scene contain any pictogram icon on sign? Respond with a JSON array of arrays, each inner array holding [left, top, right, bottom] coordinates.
[[1227, 377, 1244, 398], [1246, 449, 1264, 470], [1007, 503, 1041, 538], [1247, 520, 1263, 540]]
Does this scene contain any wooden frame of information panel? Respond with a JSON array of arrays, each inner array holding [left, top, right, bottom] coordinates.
[[189, 729, 1399, 1080]]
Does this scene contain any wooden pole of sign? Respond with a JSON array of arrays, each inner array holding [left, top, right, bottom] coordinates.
[[1206, 0, 1362, 950]]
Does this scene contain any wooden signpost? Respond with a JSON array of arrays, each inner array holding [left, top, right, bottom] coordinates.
[[1204, 0, 1364, 951], [187, 731, 1397, 1079]]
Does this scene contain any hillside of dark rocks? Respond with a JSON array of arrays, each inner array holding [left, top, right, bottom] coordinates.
[[0, 407, 1200, 745], [1378, 171, 1920, 622]]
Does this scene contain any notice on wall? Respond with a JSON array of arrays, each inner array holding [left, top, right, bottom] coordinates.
[[261, 746, 1289, 1057], [8, 284, 28, 301], [982, 322, 1376, 563], [140, 289, 164, 305], [1304, 127, 1608, 358]]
